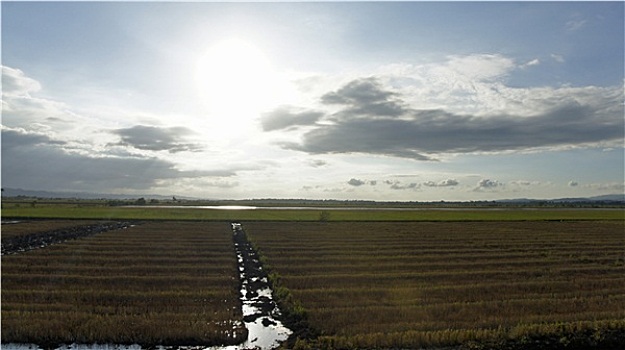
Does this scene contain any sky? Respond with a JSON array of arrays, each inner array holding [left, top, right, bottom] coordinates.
[[1, 1, 624, 201]]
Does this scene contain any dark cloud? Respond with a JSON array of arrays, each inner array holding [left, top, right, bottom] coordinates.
[[111, 125, 202, 153], [1, 128, 66, 149], [275, 78, 623, 160], [309, 159, 328, 167], [1, 128, 233, 193], [261, 106, 323, 131], [347, 178, 378, 187], [347, 178, 366, 186], [321, 78, 407, 118]]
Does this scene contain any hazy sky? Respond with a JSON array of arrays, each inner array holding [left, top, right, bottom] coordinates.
[[2, 1, 624, 201]]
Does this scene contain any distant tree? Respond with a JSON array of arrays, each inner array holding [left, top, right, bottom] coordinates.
[[149, 199, 159, 204], [135, 197, 147, 205], [319, 210, 331, 222]]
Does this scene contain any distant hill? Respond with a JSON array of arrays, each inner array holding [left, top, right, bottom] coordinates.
[[0, 188, 195, 201], [1, 187, 623, 205], [497, 194, 624, 203]]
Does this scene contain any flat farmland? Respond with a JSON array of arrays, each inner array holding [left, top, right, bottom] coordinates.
[[245, 221, 625, 349], [1, 220, 102, 239], [1, 221, 244, 347]]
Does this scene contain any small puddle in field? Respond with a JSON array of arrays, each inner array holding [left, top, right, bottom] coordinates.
[[3, 223, 291, 350]]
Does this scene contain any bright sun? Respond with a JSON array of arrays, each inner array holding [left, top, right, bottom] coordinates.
[[195, 38, 280, 130]]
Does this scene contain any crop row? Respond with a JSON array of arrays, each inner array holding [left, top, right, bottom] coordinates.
[[245, 221, 625, 349], [1, 221, 245, 347]]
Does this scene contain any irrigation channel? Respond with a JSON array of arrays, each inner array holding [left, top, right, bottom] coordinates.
[[230, 222, 292, 349], [2, 222, 291, 350]]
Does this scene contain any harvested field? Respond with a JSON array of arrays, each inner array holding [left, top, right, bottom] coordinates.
[[1, 220, 102, 239], [1, 221, 244, 348], [1, 220, 135, 255], [245, 221, 625, 349]]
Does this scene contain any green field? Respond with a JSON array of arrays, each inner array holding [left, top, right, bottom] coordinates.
[[1, 202, 623, 221]]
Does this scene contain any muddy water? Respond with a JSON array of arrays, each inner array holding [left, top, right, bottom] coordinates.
[[3, 223, 291, 350]]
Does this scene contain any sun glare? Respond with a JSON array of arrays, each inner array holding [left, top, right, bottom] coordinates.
[[195, 39, 281, 131]]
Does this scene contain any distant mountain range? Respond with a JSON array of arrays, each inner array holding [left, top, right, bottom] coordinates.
[[1, 187, 623, 204], [0, 188, 195, 201], [496, 194, 625, 203]]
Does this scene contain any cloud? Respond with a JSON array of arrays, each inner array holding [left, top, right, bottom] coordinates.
[[347, 178, 366, 186], [584, 182, 625, 192], [510, 180, 541, 187], [550, 54, 565, 63], [2, 66, 41, 97], [521, 59, 540, 69], [384, 180, 420, 191], [423, 179, 459, 187], [444, 54, 515, 81], [1, 65, 76, 131], [261, 106, 324, 131], [275, 72, 623, 160], [1, 128, 233, 193], [473, 179, 503, 192], [1, 127, 66, 149], [309, 159, 328, 167], [320, 78, 407, 118], [566, 16, 588, 32], [346, 178, 377, 187], [110, 125, 203, 153]]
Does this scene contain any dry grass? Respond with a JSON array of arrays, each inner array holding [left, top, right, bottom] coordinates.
[[245, 221, 625, 349], [1, 221, 245, 347], [1, 220, 102, 239]]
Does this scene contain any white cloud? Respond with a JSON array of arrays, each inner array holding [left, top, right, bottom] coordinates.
[[2, 66, 41, 97], [510, 180, 541, 187], [550, 54, 565, 63], [584, 182, 625, 192], [423, 179, 459, 187], [384, 180, 420, 191], [444, 54, 516, 82], [0, 66, 240, 195], [520, 58, 540, 69], [566, 17, 588, 32], [473, 179, 504, 192]]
